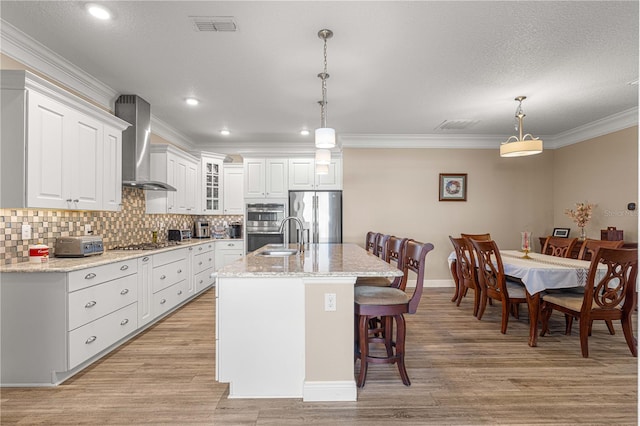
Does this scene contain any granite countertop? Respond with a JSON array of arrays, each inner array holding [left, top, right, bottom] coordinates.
[[0, 238, 240, 273], [216, 243, 404, 278]]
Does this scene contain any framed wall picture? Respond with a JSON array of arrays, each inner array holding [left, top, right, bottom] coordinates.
[[552, 227, 570, 238], [439, 173, 467, 201]]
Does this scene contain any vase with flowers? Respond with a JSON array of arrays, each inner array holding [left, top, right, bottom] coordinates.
[[564, 201, 595, 240]]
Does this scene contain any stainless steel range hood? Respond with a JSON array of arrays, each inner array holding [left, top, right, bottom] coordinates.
[[115, 95, 176, 191]]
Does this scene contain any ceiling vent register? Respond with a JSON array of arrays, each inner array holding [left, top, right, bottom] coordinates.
[[190, 16, 238, 32]]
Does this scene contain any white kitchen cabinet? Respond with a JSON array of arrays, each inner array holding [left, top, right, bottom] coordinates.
[[151, 248, 189, 318], [190, 241, 216, 293], [137, 255, 154, 327], [146, 144, 199, 214], [200, 154, 224, 215], [215, 240, 244, 270], [244, 158, 288, 198], [223, 164, 244, 214], [288, 157, 342, 190], [0, 70, 128, 211]]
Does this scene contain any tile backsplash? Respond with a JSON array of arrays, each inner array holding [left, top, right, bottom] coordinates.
[[0, 187, 243, 265]]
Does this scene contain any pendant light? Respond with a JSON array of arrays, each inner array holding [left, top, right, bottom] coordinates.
[[499, 96, 543, 157], [315, 29, 336, 149]]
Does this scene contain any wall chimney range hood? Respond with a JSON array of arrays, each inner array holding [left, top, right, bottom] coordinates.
[[115, 95, 177, 191]]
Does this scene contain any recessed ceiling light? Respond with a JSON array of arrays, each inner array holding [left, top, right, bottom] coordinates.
[[185, 98, 199, 106], [300, 129, 310, 136], [220, 129, 230, 136], [86, 3, 112, 20]]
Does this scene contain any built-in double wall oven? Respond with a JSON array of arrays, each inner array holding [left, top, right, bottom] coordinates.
[[245, 202, 286, 252]]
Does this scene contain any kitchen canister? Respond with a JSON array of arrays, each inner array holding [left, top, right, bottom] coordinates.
[[29, 243, 49, 264]]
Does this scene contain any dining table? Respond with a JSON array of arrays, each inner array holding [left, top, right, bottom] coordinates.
[[449, 249, 606, 347]]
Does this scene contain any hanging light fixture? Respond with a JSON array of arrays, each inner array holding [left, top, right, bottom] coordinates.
[[315, 29, 336, 149], [499, 96, 543, 157], [315, 148, 331, 165]]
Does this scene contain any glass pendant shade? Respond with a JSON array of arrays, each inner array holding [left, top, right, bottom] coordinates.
[[315, 148, 331, 165], [315, 127, 336, 149], [500, 138, 543, 157], [315, 163, 329, 175]]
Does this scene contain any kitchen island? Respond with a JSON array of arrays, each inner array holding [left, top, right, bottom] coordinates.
[[214, 243, 403, 402]]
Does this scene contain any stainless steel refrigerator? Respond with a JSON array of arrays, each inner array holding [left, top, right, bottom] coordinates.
[[288, 190, 342, 244]]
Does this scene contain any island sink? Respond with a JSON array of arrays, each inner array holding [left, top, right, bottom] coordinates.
[[256, 248, 299, 257]]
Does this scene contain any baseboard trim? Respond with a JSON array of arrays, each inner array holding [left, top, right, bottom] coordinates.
[[303, 380, 357, 402]]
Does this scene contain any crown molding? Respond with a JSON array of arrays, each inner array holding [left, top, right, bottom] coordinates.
[[150, 115, 196, 151], [1, 19, 118, 108], [339, 133, 503, 149], [544, 107, 638, 148]]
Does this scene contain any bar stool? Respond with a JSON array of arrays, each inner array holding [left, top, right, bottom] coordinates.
[[354, 240, 434, 387]]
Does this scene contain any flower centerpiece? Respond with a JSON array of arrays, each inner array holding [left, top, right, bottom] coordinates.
[[564, 201, 595, 240]]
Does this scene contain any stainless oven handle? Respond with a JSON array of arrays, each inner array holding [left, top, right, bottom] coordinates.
[[247, 231, 283, 235]]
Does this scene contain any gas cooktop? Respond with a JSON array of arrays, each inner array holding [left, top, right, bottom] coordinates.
[[111, 241, 182, 251]]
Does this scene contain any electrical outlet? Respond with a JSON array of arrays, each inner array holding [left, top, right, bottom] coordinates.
[[84, 224, 92, 235], [21, 224, 32, 240], [324, 293, 337, 312]]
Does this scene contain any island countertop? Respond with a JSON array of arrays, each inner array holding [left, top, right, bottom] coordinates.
[[216, 243, 403, 278]]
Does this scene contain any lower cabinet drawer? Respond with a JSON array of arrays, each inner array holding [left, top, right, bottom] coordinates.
[[152, 258, 188, 293], [194, 268, 215, 293], [68, 274, 138, 331], [68, 302, 138, 369], [152, 279, 190, 318]]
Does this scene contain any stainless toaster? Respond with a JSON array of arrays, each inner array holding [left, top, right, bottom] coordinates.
[[55, 236, 104, 257]]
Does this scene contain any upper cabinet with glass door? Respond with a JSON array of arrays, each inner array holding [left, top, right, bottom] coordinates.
[[201, 154, 225, 215]]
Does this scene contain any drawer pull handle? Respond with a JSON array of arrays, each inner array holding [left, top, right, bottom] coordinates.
[[199, 280, 203, 284], [177, 290, 183, 295], [120, 288, 129, 295], [73, 199, 79, 203], [142, 256, 150, 262], [85, 300, 97, 308], [160, 298, 166, 304], [160, 275, 166, 280], [85, 273, 96, 280], [199, 247, 203, 251], [66, 199, 73, 203], [189, 247, 193, 251], [228, 243, 233, 247], [85, 336, 97, 344], [120, 318, 129, 326], [177, 269, 182, 274], [120, 265, 129, 271]]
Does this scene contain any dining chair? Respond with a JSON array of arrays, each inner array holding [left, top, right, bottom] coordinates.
[[449, 236, 481, 317], [470, 239, 527, 334], [449, 233, 491, 302], [539, 247, 638, 357], [541, 236, 578, 258], [577, 238, 624, 261], [354, 240, 434, 387], [461, 233, 492, 241]]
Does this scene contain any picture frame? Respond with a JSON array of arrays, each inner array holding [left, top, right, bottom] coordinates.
[[439, 173, 467, 201], [552, 227, 570, 238]]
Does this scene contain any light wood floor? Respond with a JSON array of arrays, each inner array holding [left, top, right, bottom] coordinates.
[[1, 287, 637, 425]]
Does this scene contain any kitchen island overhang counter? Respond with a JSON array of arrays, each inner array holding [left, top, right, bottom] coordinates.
[[213, 244, 403, 401]]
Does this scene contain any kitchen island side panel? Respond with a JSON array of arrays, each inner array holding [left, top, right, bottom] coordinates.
[[216, 277, 305, 398]]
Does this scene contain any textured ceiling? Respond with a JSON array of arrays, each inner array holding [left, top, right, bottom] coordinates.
[[1, 1, 638, 150]]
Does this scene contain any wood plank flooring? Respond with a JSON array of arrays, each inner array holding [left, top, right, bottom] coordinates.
[[1, 288, 637, 425]]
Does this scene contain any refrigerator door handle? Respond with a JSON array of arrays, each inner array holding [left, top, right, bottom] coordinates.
[[313, 195, 319, 243]]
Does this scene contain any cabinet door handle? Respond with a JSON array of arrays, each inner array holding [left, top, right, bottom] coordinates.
[[85, 300, 97, 308], [85, 273, 96, 280], [199, 247, 203, 251], [160, 298, 167, 304], [208, 258, 212, 262], [120, 265, 129, 271], [66, 199, 73, 203], [120, 288, 129, 295], [177, 290, 183, 295], [142, 256, 150, 262], [85, 336, 97, 344], [198, 261, 202, 266], [199, 279, 203, 284], [177, 269, 182, 274], [73, 199, 79, 203], [120, 318, 129, 326], [189, 247, 193, 251], [160, 275, 166, 280]]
